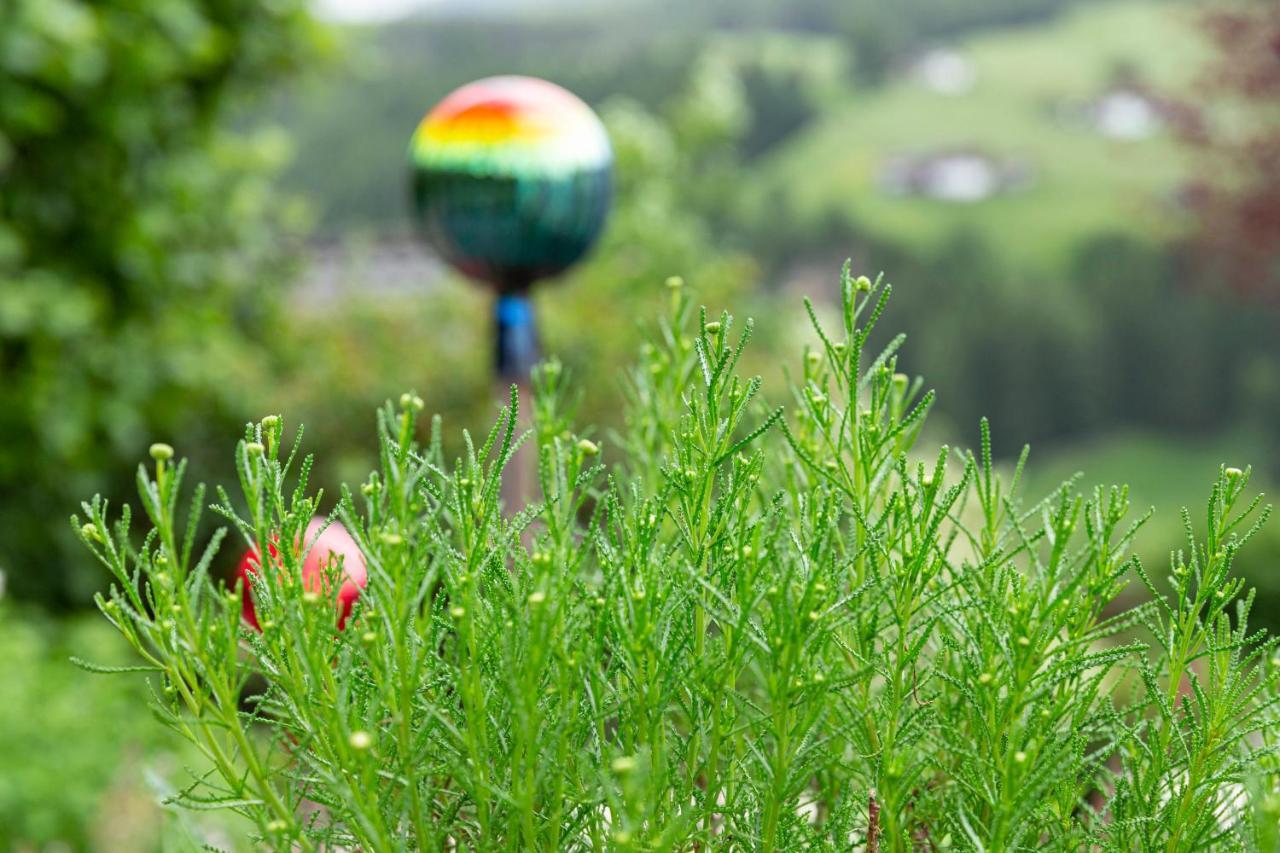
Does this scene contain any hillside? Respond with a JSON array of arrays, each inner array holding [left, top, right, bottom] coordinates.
[[749, 1, 1206, 272]]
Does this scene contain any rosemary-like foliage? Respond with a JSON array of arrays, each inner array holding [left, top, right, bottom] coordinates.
[[75, 267, 1279, 851]]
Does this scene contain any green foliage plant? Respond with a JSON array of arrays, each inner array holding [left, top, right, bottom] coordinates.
[[77, 267, 1280, 850], [0, 0, 324, 605]]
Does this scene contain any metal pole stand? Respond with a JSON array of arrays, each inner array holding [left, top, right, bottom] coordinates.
[[494, 291, 538, 514]]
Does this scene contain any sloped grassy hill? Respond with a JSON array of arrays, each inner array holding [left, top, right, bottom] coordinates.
[[748, 1, 1206, 272]]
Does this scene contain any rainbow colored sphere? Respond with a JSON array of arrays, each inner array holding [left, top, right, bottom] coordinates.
[[409, 76, 613, 291]]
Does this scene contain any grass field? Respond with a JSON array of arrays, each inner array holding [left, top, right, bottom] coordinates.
[[752, 1, 1207, 271]]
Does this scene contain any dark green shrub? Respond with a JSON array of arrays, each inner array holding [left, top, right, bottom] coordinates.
[[0, 0, 322, 605]]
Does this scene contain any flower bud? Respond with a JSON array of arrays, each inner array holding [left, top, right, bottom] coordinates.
[[528, 591, 547, 605], [854, 275, 872, 292], [703, 321, 721, 335], [149, 443, 174, 462], [611, 756, 636, 773], [349, 730, 373, 750], [665, 275, 684, 290], [577, 438, 600, 457], [245, 442, 265, 457], [978, 672, 994, 685]]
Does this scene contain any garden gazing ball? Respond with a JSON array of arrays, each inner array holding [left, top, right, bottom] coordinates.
[[408, 75, 613, 291], [236, 518, 368, 631]]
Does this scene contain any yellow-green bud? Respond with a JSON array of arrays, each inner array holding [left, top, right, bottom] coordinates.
[[149, 443, 174, 462], [611, 756, 636, 773], [703, 321, 721, 335], [528, 591, 547, 605], [665, 275, 684, 290], [245, 442, 265, 457], [854, 275, 873, 292], [577, 438, 599, 457], [348, 730, 373, 750], [450, 606, 466, 619]]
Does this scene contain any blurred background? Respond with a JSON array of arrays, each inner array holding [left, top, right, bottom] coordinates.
[[1, 0, 1277, 846]]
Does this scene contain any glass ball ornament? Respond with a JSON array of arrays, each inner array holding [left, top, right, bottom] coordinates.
[[408, 75, 613, 292]]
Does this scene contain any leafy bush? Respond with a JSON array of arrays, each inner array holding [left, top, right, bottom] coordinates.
[[0, 0, 322, 606], [0, 606, 163, 848], [77, 269, 1279, 849]]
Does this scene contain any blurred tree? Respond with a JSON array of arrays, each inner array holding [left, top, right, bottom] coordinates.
[[1183, 0, 1280, 303], [0, 0, 325, 606]]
